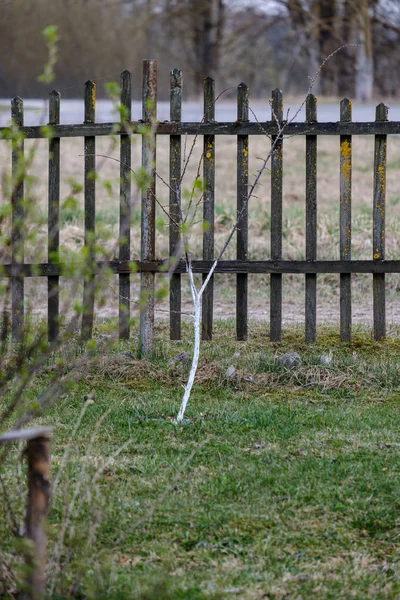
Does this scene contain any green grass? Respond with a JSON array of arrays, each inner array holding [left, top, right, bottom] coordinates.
[[1, 322, 400, 598]]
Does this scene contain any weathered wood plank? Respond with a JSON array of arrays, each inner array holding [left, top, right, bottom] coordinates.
[[373, 102, 388, 341], [202, 77, 215, 341], [169, 68, 182, 340], [11, 97, 24, 342], [119, 70, 132, 340], [5, 121, 400, 139], [270, 89, 283, 341], [140, 59, 157, 356], [81, 81, 96, 341], [305, 94, 317, 342], [340, 98, 352, 341], [5, 259, 400, 277], [48, 90, 60, 342], [0, 426, 52, 597], [25, 433, 51, 598], [236, 83, 249, 341]]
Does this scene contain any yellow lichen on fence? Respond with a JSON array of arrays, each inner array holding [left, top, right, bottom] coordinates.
[[340, 139, 351, 183], [377, 164, 386, 195], [91, 82, 96, 110]]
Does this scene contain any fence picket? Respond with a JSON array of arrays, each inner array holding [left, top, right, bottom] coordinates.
[[48, 90, 60, 342], [373, 102, 388, 341], [169, 68, 182, 340], [119, 70, 132, 340], [140, 59, 157, 355], [340, 98, 352, 341], [270, 89, 283, 341], [81, 81, 96, 340], [236, 83, 249, 341], [11, 97, 24, 342], [202, 77, 215, 340], [305, 94, 317, 341]]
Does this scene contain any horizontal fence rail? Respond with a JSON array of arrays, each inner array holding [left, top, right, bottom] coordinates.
[[3, 259, 400, 276], [3, 121, 400, 139], [1, 60, 399, 348]]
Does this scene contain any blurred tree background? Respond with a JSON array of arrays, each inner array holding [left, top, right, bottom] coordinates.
[[0, 0, 399, 100]]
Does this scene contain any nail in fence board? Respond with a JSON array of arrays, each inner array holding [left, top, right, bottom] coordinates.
[[140, 60, 157, 356], [236, 83, 249, 341], [373, 103, 388, 341], [169, 68, 182, 340], [202, 77, 215, 341], [119, 70, 132, 340], [305, 94, 317, 342], [81, 80, 96, 340], [340, 98, 352, 341], [270, 89, 283, 341], [48, 90, 61, 342], [11, 97, 24, 342]]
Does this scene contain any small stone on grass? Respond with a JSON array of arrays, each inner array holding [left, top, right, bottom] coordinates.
[[276, 352, 301, 368], [119, 350, 135, 360], [226, 365, 236, 378], [168, 351, 189, 370]]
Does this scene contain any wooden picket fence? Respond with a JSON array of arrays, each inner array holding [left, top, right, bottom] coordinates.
[[2, 59, 400, 353]]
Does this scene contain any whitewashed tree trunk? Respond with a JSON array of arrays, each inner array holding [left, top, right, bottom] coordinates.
[[176, 268, 201, 422]]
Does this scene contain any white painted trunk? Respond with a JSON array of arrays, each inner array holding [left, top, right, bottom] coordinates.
[[176, 268, 201, 423]]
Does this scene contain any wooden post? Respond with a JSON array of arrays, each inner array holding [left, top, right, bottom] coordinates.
[[140, 59, 157, 356], [202, 77, 215, 341], [305, 94, 317, 342], [11, 96, 24, 343], [0, 427, 52, 599], [119, 70, 132, 340], [236, 82, 249, 341], [340, 98, 352, 341], [270, 89, 283, 341], [169, 68, 182, 340], [81, 80, 97, 341], [373, 102, 388, 341], [48, 90, 61, 342]]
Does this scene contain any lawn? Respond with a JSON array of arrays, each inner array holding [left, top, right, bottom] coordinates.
[[1, 322, 400, 598]]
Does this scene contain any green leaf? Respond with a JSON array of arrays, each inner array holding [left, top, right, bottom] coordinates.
[[42, 25, 59, 45]]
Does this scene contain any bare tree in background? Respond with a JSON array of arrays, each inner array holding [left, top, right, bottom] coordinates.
[[0, 0, 399, 99], [318, 0, 339, 96], [354, 0, 374, 101], [161, 0, 225, 93], [282, 0, 400, 101]]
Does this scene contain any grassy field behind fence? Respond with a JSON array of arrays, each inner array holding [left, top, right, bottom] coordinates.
[[2, 127, 400, 327], [1, 322, 400, 598]]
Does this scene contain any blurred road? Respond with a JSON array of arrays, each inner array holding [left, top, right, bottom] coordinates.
[[1, 99, 400, 126]]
